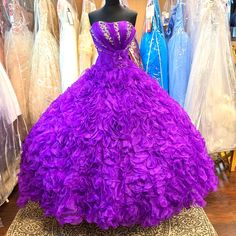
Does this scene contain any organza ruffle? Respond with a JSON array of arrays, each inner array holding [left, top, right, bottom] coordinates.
[[18, 61, 217, 229]]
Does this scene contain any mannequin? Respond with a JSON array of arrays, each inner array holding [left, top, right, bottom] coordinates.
[[89, 0, 137, 26]]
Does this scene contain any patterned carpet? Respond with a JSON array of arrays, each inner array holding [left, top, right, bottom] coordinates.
[[6, 203, 218, 236]]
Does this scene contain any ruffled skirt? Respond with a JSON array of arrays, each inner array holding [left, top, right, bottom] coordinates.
[[18, 61, 217, 229]]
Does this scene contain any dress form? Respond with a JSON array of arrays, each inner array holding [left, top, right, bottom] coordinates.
[[89, 0, 137, 26]]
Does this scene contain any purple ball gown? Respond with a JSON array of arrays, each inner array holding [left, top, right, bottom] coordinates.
[[18, 21, 217, 230]]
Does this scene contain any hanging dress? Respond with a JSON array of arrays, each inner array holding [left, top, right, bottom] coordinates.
[[120, 0, 128, 6], [0, 9, 5, 66], [162, 0, 176, 28], [4, 0, 33, 128], [140, 0, 168, 92], [184, 0, 236, 153], [185, 0, 204, 57], [168, 2, 191, 107], [0, 34, 4, 66], [29, 0, 61, 125], [18, 0, 34, 31], [0, 31, 22, 205], [57, 0, 79, 92], [78, 0, 96, 74]]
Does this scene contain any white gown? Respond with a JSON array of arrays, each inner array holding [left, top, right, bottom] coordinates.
[[78, 0, 96, 74], [0, 62, 21, 206], [185, 0, 205, 57], [57, 0, 79, 92], [0, 63, 21, 123], [29, 0, 61, 125], [184, 0, 236, 154]]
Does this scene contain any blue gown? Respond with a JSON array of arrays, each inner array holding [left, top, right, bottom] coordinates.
[[168, 3, 191, 107], [140, 0, 169, 92]]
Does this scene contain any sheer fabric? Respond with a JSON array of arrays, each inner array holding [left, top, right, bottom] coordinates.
[[184, 0, 236, 153], [168, 2, 191, 107], [18, 0, 34, 31], [140, 0, 169, 92], [120, 0, 128, 6], [163, 0, 176, 13], [29, 0, 61, 125], [4, 0, 33, 128], [0, 9, 4, 65], [162, 0, 176, 26], [0, 48, 21, 205], [57, 0, 79, 92], [185, 0, 204, 56], [0, 35, 4, 67], [78, 0, 96, 74]]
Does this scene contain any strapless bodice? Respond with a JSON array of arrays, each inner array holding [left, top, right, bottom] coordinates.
[[90, 21, 136, 54]]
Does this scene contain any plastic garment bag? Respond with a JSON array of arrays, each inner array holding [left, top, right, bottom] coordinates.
[[0, 64, 21, 206], [4, 0, 33, 128], [168, 2, 191, 107], [184, 0, 204, 57], [0, 34, 21, 204], [78, 0, 96, 74], [18, 0, 34, 31], [162, 0, 176, 26], [99, 0, 128, 6], [100, 0, 128, 7], [184, 0, 236, 153], [29, 0, 61, 125], [57, 0, 79, 92], [227, 0, 231, 21], [120, 0, 128, 7], [140, 0, 169, 92], [0, 4, 6, 66], [0, 33, 4, 66]]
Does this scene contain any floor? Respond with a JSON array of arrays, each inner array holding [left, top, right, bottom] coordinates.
[[0, 188, 18, 236], [0, 173, 236, 236], [205, 172, 236, 236]]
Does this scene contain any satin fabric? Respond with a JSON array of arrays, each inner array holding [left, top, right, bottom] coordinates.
[[140, 0, 169, 91], [168, 3, 191, 107]]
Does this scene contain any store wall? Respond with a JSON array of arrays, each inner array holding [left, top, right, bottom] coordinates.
[[75, 0, 165, 40]]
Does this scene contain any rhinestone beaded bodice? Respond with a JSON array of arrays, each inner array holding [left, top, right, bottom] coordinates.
[[90, 21, 136, 54]]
